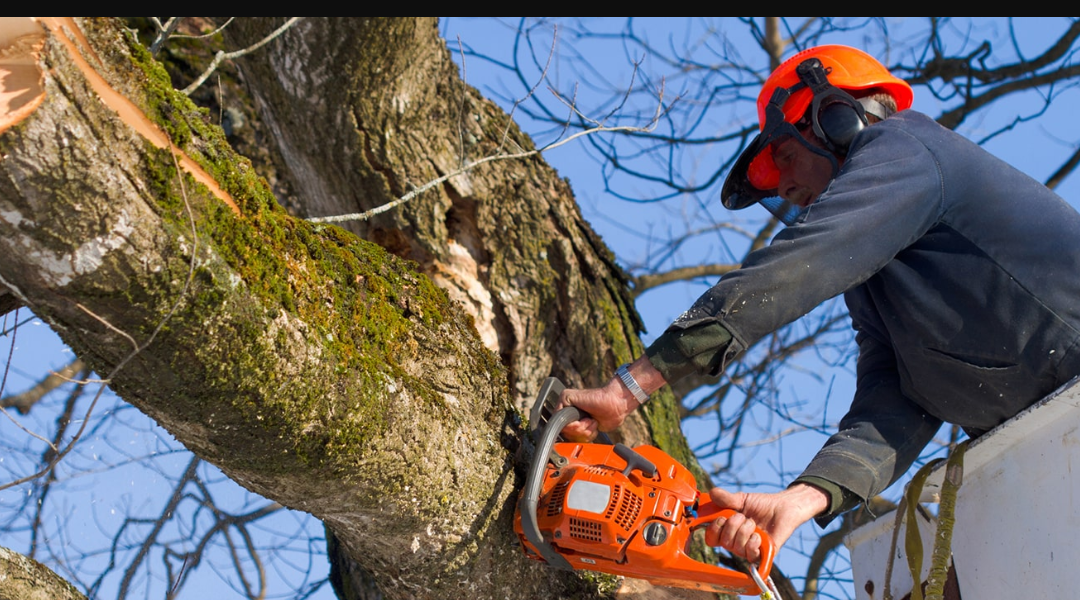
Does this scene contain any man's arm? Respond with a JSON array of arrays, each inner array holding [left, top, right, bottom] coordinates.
[[797, 328, 943, 519], [559, 321, 734, 440], [704, 328, 943, 559], [558, 355, 666, 440]]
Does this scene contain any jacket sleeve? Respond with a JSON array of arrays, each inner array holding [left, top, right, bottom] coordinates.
[[651, 116, 944, 380], [797, 324, 943, 519], [645, 321, 733, 382]]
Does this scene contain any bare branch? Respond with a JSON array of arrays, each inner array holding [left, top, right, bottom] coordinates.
[[117, 457, 200, 600], [149, 17, 184, 56], [1045, 145, 1080, 190], [308, 119, 659, 224], [762, 17, 786, 69], [309, 74, 665, 224], [1, 359, 85, 415], [0, 291, 21, 319], [172, 17, 236, 41], [29, 380, 87, 559], [632, 263, 737, 296], [182, 18, 303, 95]]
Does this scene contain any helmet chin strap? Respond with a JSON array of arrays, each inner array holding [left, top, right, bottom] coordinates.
[[791, 128, 842, 180]]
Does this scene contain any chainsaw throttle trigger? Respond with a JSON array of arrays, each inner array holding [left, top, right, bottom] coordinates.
[[688, 494, 777, 589]]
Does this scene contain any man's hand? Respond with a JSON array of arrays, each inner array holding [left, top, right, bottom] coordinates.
[[704, 483, 830, 562], [558, 380, 640, 441], [558, 356, 667, 441]]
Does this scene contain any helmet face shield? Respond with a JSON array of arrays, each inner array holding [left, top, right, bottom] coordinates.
[[721, 95, 837, 225], [720, 101, 797, 209]]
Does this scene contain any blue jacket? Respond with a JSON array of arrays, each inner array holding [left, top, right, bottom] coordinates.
[[650, 110, 1080, 509]]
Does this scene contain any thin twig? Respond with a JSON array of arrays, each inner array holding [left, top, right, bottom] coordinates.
[[172, 17, 236, 41], [118, 457, 200, 600], [307, 121, 658, 224], [496, 24, 558, 155], [310, 25, 660, 225], [28, 379, 85, 558], [0, 310, 61, 451], [182, 18, 303, 95], [77, 303, 138, 352]]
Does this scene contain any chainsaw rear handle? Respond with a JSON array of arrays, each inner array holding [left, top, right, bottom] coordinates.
[[688, 495, 777, 582]]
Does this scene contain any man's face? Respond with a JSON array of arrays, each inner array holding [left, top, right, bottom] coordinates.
[[771, 132, 837, 208]]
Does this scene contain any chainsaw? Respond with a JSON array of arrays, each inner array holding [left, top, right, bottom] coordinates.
[[514, 377, 777, 597]]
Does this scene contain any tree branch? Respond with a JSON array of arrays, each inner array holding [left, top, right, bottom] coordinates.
[[632, 263, 737, 296], [0, 292, 21, 319], [181, 17, 303, 95], [1045, 145, 1080, 190], [0, 546, 86, 600]]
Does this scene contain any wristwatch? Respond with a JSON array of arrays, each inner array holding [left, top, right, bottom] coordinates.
[[616, 363, 649, 404]]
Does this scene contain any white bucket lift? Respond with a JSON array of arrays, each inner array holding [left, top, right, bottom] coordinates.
[[845, 378, 1080, 599]]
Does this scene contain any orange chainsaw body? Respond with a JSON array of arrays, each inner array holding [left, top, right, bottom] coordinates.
[[514, 438, 775, 595]]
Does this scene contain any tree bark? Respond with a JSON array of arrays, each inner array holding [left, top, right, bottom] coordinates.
[[215, 18, 655, 422], [0, 17, 705, 600], [0, 546, 86, 600]]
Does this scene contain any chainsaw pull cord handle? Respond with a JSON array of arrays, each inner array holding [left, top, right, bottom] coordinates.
[[688, 496, 778, 594], [519, 378, 579, 570]]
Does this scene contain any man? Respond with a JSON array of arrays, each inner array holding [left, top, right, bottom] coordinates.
[[560, 45, 1080, 561]]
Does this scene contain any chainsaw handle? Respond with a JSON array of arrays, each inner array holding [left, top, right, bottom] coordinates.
[[519, 382, 583, 570], [688, 496, 777, 584], [529, 377, 566, 432]]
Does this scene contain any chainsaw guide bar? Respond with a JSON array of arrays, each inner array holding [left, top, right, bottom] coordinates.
[[514, 377, 776, 596]]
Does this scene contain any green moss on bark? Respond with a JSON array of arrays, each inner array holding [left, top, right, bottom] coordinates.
[[105, 24, 504, 489]]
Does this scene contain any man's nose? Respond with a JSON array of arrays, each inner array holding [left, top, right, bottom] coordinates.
[[777, 173, 798, 202]]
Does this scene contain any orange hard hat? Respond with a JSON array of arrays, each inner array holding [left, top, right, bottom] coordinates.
[[746, 45, 913, 191]]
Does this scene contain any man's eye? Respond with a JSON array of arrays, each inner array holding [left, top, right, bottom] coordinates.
[[774, 147, 792, 167]]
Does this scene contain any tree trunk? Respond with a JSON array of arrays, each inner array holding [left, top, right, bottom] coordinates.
[[214, 18, 671, 435], [0, 17, 704, 599]]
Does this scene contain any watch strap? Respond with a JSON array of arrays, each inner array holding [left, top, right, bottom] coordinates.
[[616, 363, 649, 404]]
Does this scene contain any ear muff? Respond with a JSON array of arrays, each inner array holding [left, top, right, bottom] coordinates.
[[816, 100, 866, 151], [796, 58, 868, 155]]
